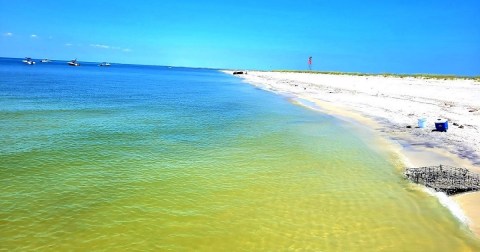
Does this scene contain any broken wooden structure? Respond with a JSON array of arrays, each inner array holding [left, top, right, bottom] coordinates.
[[405, 165, 480, 195]]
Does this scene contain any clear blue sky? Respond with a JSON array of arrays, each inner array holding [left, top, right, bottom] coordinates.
[[1, 0, 479, 75]]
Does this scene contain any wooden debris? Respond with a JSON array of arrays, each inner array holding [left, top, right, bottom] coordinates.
[[405, 165, 480, 195]]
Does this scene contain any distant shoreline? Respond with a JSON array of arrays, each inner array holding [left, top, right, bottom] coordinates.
[[269, 70, 480, 81], [226, 69, 480, 237]]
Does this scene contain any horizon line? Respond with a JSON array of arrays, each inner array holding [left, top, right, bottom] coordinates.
[[2, 56, 479, 78]]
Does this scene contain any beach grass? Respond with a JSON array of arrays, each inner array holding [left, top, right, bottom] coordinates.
[[271, 70, 480, 82]]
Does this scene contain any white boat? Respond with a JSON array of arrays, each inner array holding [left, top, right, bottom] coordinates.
[[67, 59, 80, 66], [40, 59, 51, 63], [22, 57, 36, 65], [98, 62, 111, 67]]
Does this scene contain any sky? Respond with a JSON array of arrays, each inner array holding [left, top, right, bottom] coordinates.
[[1, 0, 479, 75]]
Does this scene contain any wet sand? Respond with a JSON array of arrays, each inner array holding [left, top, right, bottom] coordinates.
[[454, 193, 480, 236]]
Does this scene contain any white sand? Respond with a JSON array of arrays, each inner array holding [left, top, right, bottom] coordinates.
[[226, 70, 480, 236]]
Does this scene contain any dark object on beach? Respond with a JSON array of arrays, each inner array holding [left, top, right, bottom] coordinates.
[[434, 119, 448, 132], [405, 165, 480, 195], [406, 125, 412, 128], [459, 125, 464, 129], [233, 71, 244, 75], [453, 122, 459, 126]]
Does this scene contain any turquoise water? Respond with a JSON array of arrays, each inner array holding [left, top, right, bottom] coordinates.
[[1, 58, 479, 251]]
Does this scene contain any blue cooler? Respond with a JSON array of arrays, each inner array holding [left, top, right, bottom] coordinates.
[[418, 118, 427, 128], [435, 119, 448, 132]]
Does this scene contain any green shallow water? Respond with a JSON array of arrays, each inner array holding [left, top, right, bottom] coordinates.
[[1, 59, 479, 251]]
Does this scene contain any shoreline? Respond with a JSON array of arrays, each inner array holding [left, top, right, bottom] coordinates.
[[224, 70, 480, 237]]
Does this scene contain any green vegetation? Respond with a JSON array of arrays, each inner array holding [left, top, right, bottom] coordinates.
[[271, 70, 480, 82]]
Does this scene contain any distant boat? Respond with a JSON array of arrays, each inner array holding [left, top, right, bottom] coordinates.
[[22, 57, 35, 65], [40, 59, 51, 63], [68, 59, 80, 66], [98, 62, 111, 67]]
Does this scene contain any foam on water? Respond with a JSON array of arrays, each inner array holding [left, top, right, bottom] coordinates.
[[423, 188, 469, 224]]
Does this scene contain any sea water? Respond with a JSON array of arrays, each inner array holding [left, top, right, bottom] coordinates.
[[1, 58, 479, 251]]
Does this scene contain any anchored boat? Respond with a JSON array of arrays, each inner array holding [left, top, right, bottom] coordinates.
[[98, 62, 111, 67], [22, 57, 35, 65], [67, 59, 80, 66]]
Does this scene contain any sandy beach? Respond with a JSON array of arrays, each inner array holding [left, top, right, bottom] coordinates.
[[227, 70, 480, 237]]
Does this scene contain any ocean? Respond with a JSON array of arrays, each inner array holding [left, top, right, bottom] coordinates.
[[1, 58, 479, 251]]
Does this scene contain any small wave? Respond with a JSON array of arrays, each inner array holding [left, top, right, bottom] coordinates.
[[423, 188, 469, 225], [291, 98, 320, 111]]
